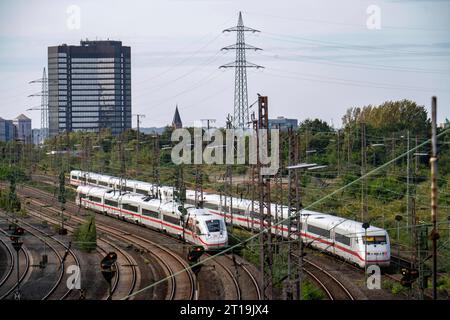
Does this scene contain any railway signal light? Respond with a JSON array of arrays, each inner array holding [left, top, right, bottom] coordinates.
[[101, 252, 117, 300], [400, 268, 419, 287], [187, 245, 204, 265], [101, 252, 117, 284], [10, 227, 24, 243]]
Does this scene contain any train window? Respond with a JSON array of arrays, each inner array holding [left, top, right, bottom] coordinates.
[[250, 211, 263, 220], [99, 181, 108, 187], [136, 189, 148, 195], [125, 186, 134, 192], [163, 214, 180, 225], [335, 233, 351, 246], [89, 196, 101, 202], [307, 224, 330, 239], [122, 203, 138, 212], [203, 202, 217, 210], [205, 220, 222, 232], [142, 209, 159, 218], [282, 219, 303, 229], [71, 175, 78, 180], [78, 193, 86, 199], [88, 178, 97, 184], [105, 199, 118, 207], [362, 236, 387, 245]]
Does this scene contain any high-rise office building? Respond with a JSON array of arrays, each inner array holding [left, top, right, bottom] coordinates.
[[48, 40, 131, 137]]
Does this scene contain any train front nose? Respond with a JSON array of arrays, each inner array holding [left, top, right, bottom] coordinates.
[[206, 232, 228, 249], [368, 246, 390, 266]]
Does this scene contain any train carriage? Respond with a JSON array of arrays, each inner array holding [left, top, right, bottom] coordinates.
[[75, 185, 228, 250], [71, 170, 390, 267]]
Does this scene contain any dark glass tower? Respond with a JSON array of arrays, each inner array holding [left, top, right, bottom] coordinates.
[[48, 40, 131, 136]]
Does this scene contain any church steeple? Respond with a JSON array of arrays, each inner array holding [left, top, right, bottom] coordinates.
[[172, 105, 182, 129]]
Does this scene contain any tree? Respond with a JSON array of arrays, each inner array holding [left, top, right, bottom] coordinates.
[[7, 173, 21, 213], [342, 99, 430, 137], [73, 215, 97, 252]]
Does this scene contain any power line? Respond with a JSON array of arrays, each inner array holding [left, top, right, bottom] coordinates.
[[242, 10, 450, 32], [260, 50, 450, 75], [260, 70, 450, 93], [120, 127, 450, 301]]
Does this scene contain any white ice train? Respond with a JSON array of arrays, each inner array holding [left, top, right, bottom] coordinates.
[[75, 185, 228, 250], [70, 170, 390, 267]]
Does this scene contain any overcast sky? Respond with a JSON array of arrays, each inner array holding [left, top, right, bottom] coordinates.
[[0, 0, 449, 129]]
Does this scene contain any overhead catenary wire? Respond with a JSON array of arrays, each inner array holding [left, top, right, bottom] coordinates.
[[241, 10, 450, 32], [259, 69, 450, 93], [119, 126, 450, 300]]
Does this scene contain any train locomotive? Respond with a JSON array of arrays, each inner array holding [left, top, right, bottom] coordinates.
[[70, 170, 390, 267], [75, 185, 228, 250]]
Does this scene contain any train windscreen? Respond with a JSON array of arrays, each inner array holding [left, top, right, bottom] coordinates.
[[362, 235, 387, 245], [205, 219, 222, 232]]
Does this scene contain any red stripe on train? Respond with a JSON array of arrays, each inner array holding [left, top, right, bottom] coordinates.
[[80, 199, 227, 247], [209, 209, 388, 263]]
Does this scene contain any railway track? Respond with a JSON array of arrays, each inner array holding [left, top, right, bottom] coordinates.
[[26, 177, 263, 300], [203, 253, 262, 300], [0, 235, 14, 289], [0, 228, 31, 300], [20, 203, 138, 300], [292, 253, 355, 300], [0, 212, 85, 300], [91, 222, 196, 300], [26, 182, 264, 300], [226, 254, 262, 300], [14, 184, 195, 300], [2, 215, 73, 300], [13, 182, 268, 300]]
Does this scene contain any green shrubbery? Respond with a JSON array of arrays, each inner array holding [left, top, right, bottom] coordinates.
[[368, 176, 406, 203], [302, 281, 326, 300], [437, 275, 450, 292], [73, 215, 97, 252], [0, 165, 27, 182]]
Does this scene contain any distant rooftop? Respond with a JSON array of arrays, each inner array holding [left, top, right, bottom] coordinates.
[[80, 39, 123, 47], [14, 114, 31, 121]]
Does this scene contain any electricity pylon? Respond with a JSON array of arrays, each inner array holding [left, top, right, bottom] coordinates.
[[220, 12, 263, 129], [29, 68, 49, 144]]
